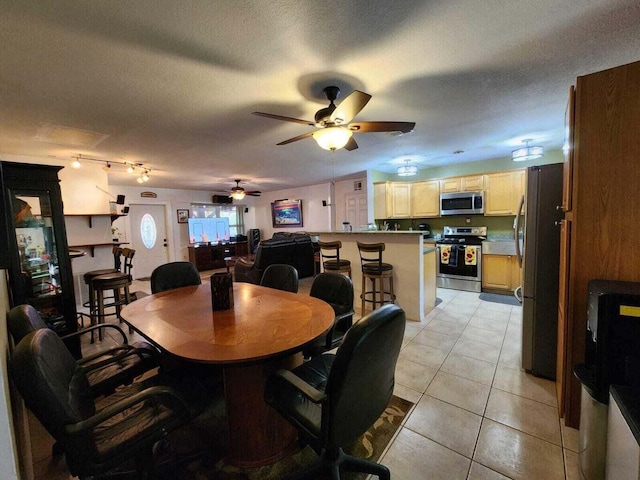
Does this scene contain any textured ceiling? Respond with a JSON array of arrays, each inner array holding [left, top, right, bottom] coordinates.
[[1, 0, 639, 193]]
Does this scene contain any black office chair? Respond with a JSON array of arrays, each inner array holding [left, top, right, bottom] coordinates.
[[303, 273, 355, 358], [265, 304, 406, 480], [10, 328, 210, 479], [260, 264, 299, 293], [151, 261, 202, 294], [7, 304, 159, 397]]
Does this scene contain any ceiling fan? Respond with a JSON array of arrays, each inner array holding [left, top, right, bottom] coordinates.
[[229, 179, 261, 200], [252, 86, 415, 151]]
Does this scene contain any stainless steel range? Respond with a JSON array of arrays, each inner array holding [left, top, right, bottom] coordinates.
[[436, 226, 487, 292]]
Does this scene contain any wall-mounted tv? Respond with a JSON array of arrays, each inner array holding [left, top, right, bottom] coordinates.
[[188, 217, 230, 244]]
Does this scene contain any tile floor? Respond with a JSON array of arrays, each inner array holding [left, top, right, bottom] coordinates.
[[31, 276, 584, 479], [379, 287, 583, 480]]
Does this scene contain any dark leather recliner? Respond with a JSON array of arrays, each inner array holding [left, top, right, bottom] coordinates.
[[234, 235, 315, 284], [260, 263, 299, 293], [151, 261, 202, 294], [265, 304, 406, 480], [7, 304, 159, 398], [10, 328, 210, 479], [303, 273, 355, 358]]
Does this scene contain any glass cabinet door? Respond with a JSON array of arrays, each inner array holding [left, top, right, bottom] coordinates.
[[9, 189, 67, 329]]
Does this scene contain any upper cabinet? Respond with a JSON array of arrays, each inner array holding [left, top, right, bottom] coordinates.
[[440, 174, 485, 193], [484, 170, 526, 216], [411, 180, 440, 217], [373, 182, 392, 219], [390, 182, 411, 218]]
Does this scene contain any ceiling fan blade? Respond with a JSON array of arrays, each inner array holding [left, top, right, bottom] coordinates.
[[247, 191, 261, 196], [348, 121, 415, 134], [330, 91, 371, 125], [276, 131, 315, 145], [252, 112, 315, 126], [344, 137, 359, 151]]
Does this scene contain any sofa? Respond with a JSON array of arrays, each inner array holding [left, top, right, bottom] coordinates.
[[234, 233, 316, 284]]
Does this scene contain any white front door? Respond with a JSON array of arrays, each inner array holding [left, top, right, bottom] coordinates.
[[128, 204, 169, 279]]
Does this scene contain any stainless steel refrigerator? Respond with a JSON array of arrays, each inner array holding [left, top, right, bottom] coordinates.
[[514, 163, 563, 379]]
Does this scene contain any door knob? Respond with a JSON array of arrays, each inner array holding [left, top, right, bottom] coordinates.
[[556, 205, 565, 211], [555, 220, 565, 226]]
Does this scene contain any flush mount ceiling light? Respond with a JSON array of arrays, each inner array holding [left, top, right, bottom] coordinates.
[[512, 139, 544, 162], [312, 126, 353, 151], [397, 160, 418, 176]]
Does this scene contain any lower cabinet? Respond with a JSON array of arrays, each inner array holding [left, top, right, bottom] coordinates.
[[482, 254, 520, 292], [188, 242, 248, 271]]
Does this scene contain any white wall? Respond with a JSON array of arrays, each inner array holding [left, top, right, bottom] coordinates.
[[249, 183, 333, 238]]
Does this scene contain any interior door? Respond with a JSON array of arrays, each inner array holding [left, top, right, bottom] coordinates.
[[345, 193, 367, 229], [128, 204, 169, 279]]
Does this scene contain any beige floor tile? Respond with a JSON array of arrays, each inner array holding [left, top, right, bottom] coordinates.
[[484, 389, 561, 445], [467, 461, 511, 480], [441, 302, 478, 317], [474, 419, 565, 480], [492, 365, 557, 407], [380, 427, 471, 480], [393, 383, 423, 405], [475, 302, 513, 315], [434, 309, 472, 326], [564, 448, 584, 480], [412, 328, 458, 351], [460, 326, 505, 347], [467, 316, 508, 333], [403, 321, 424, 340], [395, 357, 437, 393], [400, 343, 449, 370], [405, 395, 482, 458], [440, 353, 497, 386], [506, 323, 522, 338], [451, 338, 501, 364], [498, 345, 522, 369], [472, 307, 511, 323], [561, 421, 580, 453], [425, 319, 467, 336], [501, 333, 522, 351], [509, 310, 523, 325], [426, 371, 491, 415]]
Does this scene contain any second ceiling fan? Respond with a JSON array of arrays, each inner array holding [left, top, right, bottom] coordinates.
[[253, 86, 415, 151]]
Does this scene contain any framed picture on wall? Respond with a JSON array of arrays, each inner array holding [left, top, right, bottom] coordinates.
[[177, 209, 189, 223], [271, 200, 303, 228]]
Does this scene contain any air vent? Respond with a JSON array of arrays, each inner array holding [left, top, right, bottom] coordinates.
[[353, 180, 362, 191], [34, 123, 109, 148]]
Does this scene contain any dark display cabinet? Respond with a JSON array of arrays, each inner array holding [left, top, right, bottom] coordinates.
[[0, 161, 79, 356]]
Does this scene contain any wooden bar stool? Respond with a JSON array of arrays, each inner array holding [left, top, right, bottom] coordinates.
[[357, 241, 396, 314], [318, 240, 351, 278], [83, 246, 123, 308], [89, 272, 132, 341]]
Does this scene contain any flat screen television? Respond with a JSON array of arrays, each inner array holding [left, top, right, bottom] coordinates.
[[188, 217, 230, 244]]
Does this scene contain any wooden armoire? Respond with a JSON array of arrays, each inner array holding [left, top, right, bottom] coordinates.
[[557, 60, 640, 428]]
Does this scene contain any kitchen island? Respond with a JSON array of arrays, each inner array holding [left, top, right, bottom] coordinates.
[[309, 231, 436, 321]]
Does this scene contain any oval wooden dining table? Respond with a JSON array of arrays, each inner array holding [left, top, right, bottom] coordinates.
[[120, 281, 335, 467]]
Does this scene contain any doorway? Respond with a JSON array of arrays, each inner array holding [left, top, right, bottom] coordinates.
[[127, 204, 169, 279]]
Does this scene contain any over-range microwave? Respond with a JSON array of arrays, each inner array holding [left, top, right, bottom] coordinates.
[[440, 191, 484, 215]]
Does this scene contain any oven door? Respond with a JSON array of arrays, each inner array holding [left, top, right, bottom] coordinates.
[[436, 244, 482, 281]]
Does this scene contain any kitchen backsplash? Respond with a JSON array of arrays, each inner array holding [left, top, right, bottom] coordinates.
[[384, 215, 516, 239]]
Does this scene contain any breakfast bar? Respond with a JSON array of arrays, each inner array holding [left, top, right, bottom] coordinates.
[[309, 231, 437, 321]]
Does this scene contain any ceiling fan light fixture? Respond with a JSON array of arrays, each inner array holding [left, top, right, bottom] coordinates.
[[313, 127, 352, 151], [512, 139, 544, 162], [397, 160, 418, 176], [230, 190, 246, 200]]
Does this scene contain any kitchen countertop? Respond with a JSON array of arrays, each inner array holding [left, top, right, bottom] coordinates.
[[308, 230, 428, 235]]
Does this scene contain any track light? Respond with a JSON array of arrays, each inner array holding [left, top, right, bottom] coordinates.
[[70, 154, 150, 182], [71, 158, 81, 169]]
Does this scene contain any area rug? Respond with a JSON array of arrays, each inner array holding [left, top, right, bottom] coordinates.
[[168, 394, 413, 479], [479, 292, 521, 306]]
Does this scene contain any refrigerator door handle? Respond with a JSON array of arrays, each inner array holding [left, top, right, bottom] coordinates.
[[514, 195, 525, 268]]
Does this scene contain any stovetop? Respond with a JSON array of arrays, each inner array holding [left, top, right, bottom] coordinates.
[[436, 226, 487, 246]]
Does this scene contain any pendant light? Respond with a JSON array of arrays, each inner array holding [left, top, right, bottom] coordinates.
[[397, 160, 418, 176], [512, 139, 544, 162]]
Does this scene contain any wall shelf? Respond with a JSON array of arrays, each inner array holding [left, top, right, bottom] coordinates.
[[68, 242, 128, 257], [64, 213, 127, 227]]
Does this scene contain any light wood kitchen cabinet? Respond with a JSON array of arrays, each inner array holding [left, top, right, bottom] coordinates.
[[558, 61, 640, 429], [373, 182, 391, 219], [482, 254, 520, 291], [440, 174, 484, 193], [410, 180, 440, 217], [484, 170, 526, 216], [390, 182, 411, 217]]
